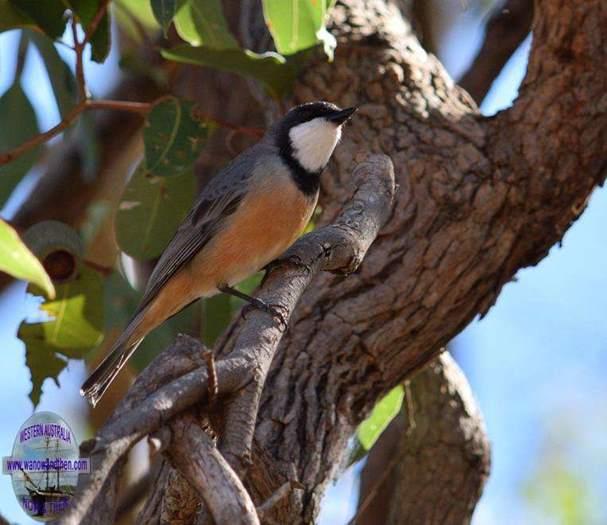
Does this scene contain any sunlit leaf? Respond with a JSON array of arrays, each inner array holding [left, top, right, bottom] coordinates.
[[357, 385, 404, 450], [161, 46, 296, 99], [115, 164, 196, 260], [262, 0, 336, 58], [27, 31, 77, 118], [19, 266, 104, 406], [8, 0, 67, 39], [114, 0, 159, 42], [0, 83, 41, 206], [173, 0, 237, 48], [151, 0, 177, 35], [144, 96, 211, 177], [0, 219, 55, 298]]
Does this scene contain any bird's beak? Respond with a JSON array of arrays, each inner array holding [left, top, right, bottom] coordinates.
[[327, 106, 358, 125]]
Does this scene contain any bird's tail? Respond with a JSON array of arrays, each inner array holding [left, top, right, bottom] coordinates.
[[80, 313, 145, 407]]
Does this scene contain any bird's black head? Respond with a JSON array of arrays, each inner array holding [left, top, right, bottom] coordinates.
[[273, 101, 357, 196]]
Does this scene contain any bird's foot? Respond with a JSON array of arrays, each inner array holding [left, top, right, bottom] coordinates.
[[242, 299, 289, 331]]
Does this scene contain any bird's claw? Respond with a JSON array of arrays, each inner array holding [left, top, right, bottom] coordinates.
[[241, 299, 289, 331]]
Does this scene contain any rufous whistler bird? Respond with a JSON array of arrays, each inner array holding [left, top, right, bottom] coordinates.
[[81, 101, 357, 406]]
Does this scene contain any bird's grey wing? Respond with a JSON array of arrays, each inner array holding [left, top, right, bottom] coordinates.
[[135, 142, 272, 312]]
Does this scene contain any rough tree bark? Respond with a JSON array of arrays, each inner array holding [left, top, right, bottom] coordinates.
[[357, 354, 490, 525], [41, 0, 607, 522], [235, 0, 605, 521]]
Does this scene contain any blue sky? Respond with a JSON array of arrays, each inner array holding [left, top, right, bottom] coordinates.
[[2, 10, 606, 524]]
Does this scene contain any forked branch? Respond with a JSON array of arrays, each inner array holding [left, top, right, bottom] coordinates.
[[58, 155, 395, 525]]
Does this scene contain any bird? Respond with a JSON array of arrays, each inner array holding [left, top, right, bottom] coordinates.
[[81, 101, 357, 407]]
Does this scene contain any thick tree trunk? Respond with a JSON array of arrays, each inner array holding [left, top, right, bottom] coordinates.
[[29, 0, 607, 523], [238, 0, 606, 522]]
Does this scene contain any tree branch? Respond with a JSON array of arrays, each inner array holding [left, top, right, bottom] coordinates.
[[58, 155, 395, 525], [357, 354, 490, 525], [459, 0, 534, 104]]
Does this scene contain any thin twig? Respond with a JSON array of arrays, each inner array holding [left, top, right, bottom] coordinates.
[[0, 102, 86, 166], [71, 19, 86, 101], [82, 0, 111, 46], [85, 99, 152, 114]]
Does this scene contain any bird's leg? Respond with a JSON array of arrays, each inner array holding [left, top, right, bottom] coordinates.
[[219, 285, 288, 329]]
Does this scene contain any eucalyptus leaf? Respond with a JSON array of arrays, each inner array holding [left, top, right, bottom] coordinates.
[[115, 164, 196, 260], [144, 96, 211, 177], [262, 0, 336, 59], [25, 341, 68, 407], [0, 219, 55, 298], [0, 0, 35, 31], [0, 83, 41, 206], [19, 266, 104, 406], [161, 46, 295, 99], [27, 31, 77, 117], [89, 12, 110, 63], [8, 0, 67, 39], [173, 0, 237, 48], [357, 385, 405, 450], [114, 0, 159, 42], [151, 0, 177, 34], [67, 0, 111, 63], [202, 294, 232, 346], [104, 270, 198, 372]]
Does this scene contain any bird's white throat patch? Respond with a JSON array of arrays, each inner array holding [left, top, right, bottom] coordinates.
[[289, 117, 342, 173]]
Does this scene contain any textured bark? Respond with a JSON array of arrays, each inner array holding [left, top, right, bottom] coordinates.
[[238, 0, 606, 522], [357, 355, 490, 525], [24, 0, 607, 522], [58, 157, 395, 525]]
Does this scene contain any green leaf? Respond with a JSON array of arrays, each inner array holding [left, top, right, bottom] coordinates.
[[201, 294, 232, 346], [25, 341, 68, 407], [67, 0, 111, 63], [262, 0, 336, 58], [103, 270, 197, 371], [0, 0, 35, 31], [357, 385, 405, 450], [173, 0, 238, 48], [114, 0, 159, 42], [68, 0, 98, 24], [8, 0, 68, 39], [0, 83, 41, 206], [115, 164, 196, 260], [151, 0, 177, 34], [0, 219, 55, 298], [19, 266, 103, 351], [27, 31, 77, 118], [19, 266, 104, 406], [144, 96, 211, 177], [89, 12, 110, 63], [161, 46, 296, 99]]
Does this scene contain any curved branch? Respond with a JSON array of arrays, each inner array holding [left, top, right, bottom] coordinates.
[[459, 0, 534, 104], [236, 0, 605, 521], [357, 354, 490, 525], [58, 155, 395, 525]]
